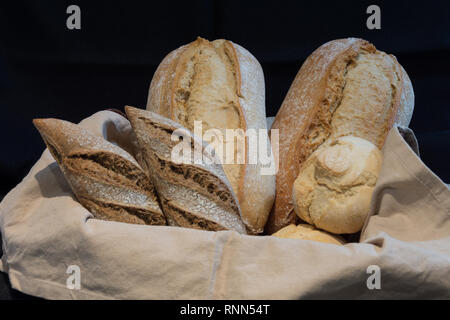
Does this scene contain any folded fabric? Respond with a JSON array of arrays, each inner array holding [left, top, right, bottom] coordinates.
[[0, 110, 449, 299]]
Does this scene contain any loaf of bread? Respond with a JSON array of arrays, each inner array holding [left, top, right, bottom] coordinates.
[[125, 106, 247, 234], [293, 136, 382, 234], [272, 224, 344, 245], [146, 37, 275, 234], [266, 38, 414, 233], [33, 118, 166, 225]]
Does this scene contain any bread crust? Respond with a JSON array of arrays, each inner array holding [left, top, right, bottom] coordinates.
[[126, 106, 247, 234], [292, 136, 383, 234], [266, 38, 413, 234], [147, 38, 275, 234], [33, 118, 165, 225], [272, 224, 345, 245]]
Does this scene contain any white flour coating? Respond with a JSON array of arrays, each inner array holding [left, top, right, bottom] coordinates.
[[67, 173, 161, 213], [131, 108, 234, 187], [270, 38, 360, 226], [155, 177, 246, 234], [396, 66, 415, 127], [145, 39, 276, 233], [147, 44, 187, 117], [42, 119, 141, 168], [34, 118, 163, 222], [275, 39, 357, 157], [232, 42, 275, 232], [127, 107, 246, 233]]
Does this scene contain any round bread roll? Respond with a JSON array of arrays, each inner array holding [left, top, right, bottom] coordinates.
[[272, 224, 344, 245], [293, 136, 382, 234]]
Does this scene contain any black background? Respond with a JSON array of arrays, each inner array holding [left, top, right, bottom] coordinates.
[[0, 0, 449, 299]]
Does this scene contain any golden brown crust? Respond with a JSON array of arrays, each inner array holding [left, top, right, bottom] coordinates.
[[220, 40, 247, 215], [266, 38, 410, 234], [147, 43, 188, 118], [147, 37, 275, 234], [292, 136, 383, 234], [163, 37, 248, 211], [272, 224, 345, 245]]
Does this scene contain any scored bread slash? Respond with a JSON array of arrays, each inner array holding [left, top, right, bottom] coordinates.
[[147, 37, 275, 234], [125, 106, 247, 234], [266, 38, 415, 234], [32, 118, 166, 225]]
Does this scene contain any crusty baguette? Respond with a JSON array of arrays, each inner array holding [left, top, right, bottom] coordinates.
[[146, 37, 275, 234], [33, 118, 165, 225], [125, 106, 247, 234], [266, 38, 414, 234]]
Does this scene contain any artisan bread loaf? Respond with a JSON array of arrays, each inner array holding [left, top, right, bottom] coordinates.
[[266, 38, 414, 233], [33, 118, 165, 225], [125, 106, 247, 234], [147, 37, 275, 234], [293, 136, 382, 234], [272, 224, 344, 245]]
